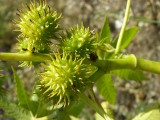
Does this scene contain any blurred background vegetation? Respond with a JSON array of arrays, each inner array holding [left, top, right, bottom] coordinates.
[[0, 0, 160, 120]]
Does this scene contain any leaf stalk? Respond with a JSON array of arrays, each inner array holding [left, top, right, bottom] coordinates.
[[115, 0, 132, 54]]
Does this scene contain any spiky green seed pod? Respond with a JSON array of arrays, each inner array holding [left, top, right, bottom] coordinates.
[[15, 1, 61, 67], [15, 34, 52, 67], [15, 1, 61, 55], [16, 1, 61, 40], [38, 52, 97, 106], [16, 34, 51, 53], [62, 25, 96, 58]]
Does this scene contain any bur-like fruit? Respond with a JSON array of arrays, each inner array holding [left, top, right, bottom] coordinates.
[[38, 52, 97, 106], [15, 1, 61, 53], [62, 25, 96, 58]]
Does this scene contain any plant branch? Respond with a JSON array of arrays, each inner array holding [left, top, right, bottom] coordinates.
[[0, 52, 160, 74], [136, 58, 160, 74], [0, 52, 51, 62], [92, 54, 137, 71], [115, 0, 132, 54], [92, 55, 160, 74], [79, 93, 110, 120]]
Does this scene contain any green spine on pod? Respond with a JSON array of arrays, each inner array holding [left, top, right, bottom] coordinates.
[[15, 0, 61, 53], [16, 34, 51, 53], [62, 25, 96, 58], [38, 52, 96, 106]]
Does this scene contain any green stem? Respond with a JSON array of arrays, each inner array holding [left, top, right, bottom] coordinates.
[[93, 55, 160, 74], [88, 68, 106, 83], [92, 54, 137, 72], [0, 52, 51, 62], [88, 88, 102, 106], [115, 0, 132, 54], [0, 52, 160, 74], [34, 108, 70, 120], [88, 88, 105, 114], [34, 113, 56, 120], [79, 93, 109, 120], [137, 58, 160, 74]]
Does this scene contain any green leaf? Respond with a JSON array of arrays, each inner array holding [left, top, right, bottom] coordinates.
[[97, 17, 113, 60], [96, 74, 116, 105], [132, 104, 160, 120], [12, 67, 30, 109], [112, 69, 148, 81], [100, 17, 111, 43], [0, 71, 6, 97], [68, 100, 85, 117], [0, 98, 33, 120], [0, 69, 4, 77], [112, 26, 139, 51]]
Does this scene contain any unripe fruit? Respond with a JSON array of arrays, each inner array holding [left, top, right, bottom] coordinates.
[[16, 34, 51, 53], [38, 52, 97, 106], [62, 25, 96, 58], [15, 1, 61, 53], [16, 1, 61, 40]]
